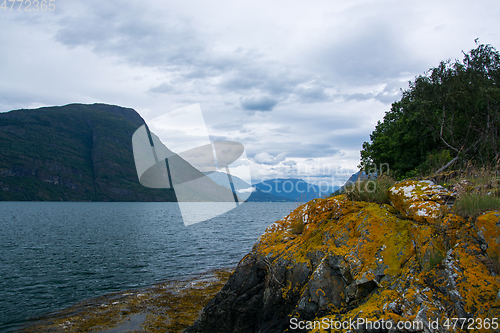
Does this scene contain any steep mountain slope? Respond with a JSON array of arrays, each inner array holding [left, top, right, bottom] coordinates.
[[0, 103, 234, 202]]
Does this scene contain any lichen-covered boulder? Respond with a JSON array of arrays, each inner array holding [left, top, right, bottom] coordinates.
[[185, 195, 500, 333], [388, 180, 456, 224], [476, 211, 500, 258]]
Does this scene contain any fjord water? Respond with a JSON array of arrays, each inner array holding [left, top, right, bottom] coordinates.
[[0, 201, 296, 332]]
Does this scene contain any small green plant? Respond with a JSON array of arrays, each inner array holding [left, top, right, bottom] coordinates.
[[452, 193, 500, 219], [345, 174, 396, 204], [428, 249, 446, 270], [290, 217, 305, 235]]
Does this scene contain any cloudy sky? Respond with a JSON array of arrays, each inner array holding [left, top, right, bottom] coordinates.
[[1, 0, 499, 187]]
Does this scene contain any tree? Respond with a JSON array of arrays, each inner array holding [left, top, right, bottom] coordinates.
[[360, 42, 500, 178]]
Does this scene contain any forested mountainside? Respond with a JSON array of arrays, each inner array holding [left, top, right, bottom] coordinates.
[[0, 103, 177, 201]]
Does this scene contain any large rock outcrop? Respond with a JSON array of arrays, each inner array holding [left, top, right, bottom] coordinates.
[[186, 180, 500, 332]]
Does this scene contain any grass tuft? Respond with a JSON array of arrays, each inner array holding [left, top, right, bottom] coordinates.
[[452, 193, 500, 219], [345, 174, 396, 204]]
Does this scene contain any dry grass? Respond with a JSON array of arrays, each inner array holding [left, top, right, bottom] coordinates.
[[452, 193, 500, 219], [345, 174, 396, 204], [433, 162, 500, 219]]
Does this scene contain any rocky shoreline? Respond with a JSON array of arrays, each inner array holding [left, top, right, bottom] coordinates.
[[20, 268, 232, 333]]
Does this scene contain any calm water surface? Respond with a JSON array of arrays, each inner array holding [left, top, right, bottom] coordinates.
[[0, 202, 296, 332]]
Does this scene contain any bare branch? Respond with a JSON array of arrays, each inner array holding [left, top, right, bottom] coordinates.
[[434, 155, 460, 175], [440, 107, 460, 153]]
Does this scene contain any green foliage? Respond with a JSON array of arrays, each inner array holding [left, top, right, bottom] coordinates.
[[360, 42, 500, 178], [420, 150, 453, 175], [345, 174, 396, 204]]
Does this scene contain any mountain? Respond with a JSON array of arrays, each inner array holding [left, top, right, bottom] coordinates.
[[205, 175, 340, 202], [205, 171, 295, 202], [0, 103, 234, 202], [253, 178, 339, 201], [205, 171, 253, 193], [246, 188, 296, 202]]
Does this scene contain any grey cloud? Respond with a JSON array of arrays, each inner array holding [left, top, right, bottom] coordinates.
[[51, 1, 336, 108], [0, 90, 36, 112], [274, 126, 292, 134], [241, 96, 278, 112], [373, 91, 400, 104], [218, 68, 303, 98], [182, 68, 222, 79], [327, 132, 372, 150], [54, 1, 205, 68], [220, 75, 261, 91], [149, 82, 175, 94], [277, 113, 358, 133], [286, 145, 340, 159], [247, 142, 340, 160], [209, 134, 261, 146], [239, 127, 252, 134], [209, 135, 231, 142], [210, 122, 244, 132], [217, 64, 328, 105], [339, 79, 405, 104], [294, 85, 331, 103], [373, 80, 405, 104], [341, 92, 374, 102], [0, 88, 67, 113]]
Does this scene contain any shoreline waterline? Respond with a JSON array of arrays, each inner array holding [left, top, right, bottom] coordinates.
[[20, 267, 234, 332]]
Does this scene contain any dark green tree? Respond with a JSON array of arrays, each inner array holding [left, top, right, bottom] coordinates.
[[360, 42, 500, 178]]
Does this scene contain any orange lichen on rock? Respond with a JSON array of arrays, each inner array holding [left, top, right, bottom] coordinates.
[[476, 211, 500, 259], [389, 180, 455, 224], [185, 182, 500, 333]]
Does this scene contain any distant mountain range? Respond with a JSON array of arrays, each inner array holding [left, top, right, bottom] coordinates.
[[0, 103, 343, 202], [207, 173, 340, 202], [253, 178, 339, 201]]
